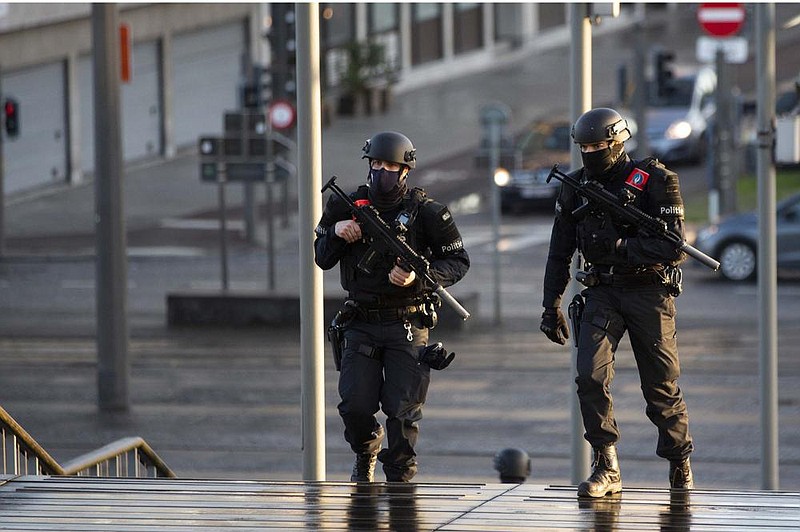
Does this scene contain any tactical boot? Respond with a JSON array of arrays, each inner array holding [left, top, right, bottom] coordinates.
[[669, 457, 694, 489], [350, 453, 377, 482], [578, 445, 622, 498]]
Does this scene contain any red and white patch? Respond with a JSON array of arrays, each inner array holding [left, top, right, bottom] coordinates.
[[625, 168, 650, 191]]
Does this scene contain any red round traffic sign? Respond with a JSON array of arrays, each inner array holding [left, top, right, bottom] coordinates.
[[269, 99, 296, 130], [697, 3, 745, 37]]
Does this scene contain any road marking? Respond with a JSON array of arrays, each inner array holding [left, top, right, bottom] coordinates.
[[160, 218, 245, 231], [61, 280, 138, 289], [733, 285, 800, 296], [449, 193, 482, 215], [128, 246, 206, 257], [416, 169, 471, 187], [497, 233, 551, 252], [188, 280, 271, 290], [464, 226, 551, 252]]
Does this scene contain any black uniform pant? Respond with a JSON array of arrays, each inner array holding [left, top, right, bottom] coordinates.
[[575, 284, 693, 461], [339, 317, 430, 481]]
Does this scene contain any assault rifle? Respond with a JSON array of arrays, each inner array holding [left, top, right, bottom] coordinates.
[[546, 164, 720, 271], [322, 175, 471, 320]]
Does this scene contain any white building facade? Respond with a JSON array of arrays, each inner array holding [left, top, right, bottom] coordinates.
[[0, 3, 646, 196]]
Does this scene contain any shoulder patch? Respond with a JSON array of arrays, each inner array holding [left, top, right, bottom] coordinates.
[[625, 168, 650, 191]]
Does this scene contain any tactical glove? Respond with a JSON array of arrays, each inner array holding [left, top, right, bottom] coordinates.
[[540, 307, 569, 345], [418, 342, 455, 370]]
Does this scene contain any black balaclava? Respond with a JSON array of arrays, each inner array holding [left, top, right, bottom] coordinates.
[[367, 166, 408, 210], [581, 142, 626, 179]]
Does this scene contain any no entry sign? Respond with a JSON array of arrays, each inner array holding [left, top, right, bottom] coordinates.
[[697, 3, 745, 37], [269, 100, 296, 131]]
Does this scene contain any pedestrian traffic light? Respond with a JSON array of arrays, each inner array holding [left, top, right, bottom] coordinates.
[[240, 64, 272, 109], [4, 97, 19, 138], [268, 3, 297, 101], [655, 50, 675, 99]]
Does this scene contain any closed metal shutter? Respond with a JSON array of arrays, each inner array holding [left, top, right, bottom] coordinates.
[[3, 61, 68, 195], [171, 22, 245, 148], [78, 40, 162, 173]]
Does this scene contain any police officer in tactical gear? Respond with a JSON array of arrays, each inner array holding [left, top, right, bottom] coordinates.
[[314, 131, 469, 482], [539, 108, 694, 497]]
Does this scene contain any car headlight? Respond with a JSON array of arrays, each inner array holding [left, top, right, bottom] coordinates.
[[666, 120, 692, 140], [494, 168, 511, 187]]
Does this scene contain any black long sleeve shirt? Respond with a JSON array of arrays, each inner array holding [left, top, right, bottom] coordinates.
[[542, 156, 686, 309], [315, 186, 469, 302]]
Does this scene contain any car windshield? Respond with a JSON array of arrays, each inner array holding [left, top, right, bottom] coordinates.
[[519, 123, 571, 154], [778, 193, 800, 214], [647, 78, 694, 107]]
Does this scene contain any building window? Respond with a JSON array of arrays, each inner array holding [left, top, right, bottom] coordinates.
[[538, 3, 566, 31], [320, 3, 355, 88], [412, 3, 442, 65], [368, 3, 399, 35], [454, 3, 482, 54], [320, 3, 355, 49], [367, 4, 400, 73]]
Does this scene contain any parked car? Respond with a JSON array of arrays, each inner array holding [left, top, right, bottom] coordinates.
[[498, 116, 638, 214], [498, 120, 571, 214], [693, 192, 800, 281], [645, 66, 716, 165]]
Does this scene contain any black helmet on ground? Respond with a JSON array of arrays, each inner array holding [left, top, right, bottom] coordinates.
[[361, 131, 416, 169], [571, 107, 631, 145], [493, 447, 532, 483]]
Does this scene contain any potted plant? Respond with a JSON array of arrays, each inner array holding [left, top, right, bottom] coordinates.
[[337, 40, 395, 116]]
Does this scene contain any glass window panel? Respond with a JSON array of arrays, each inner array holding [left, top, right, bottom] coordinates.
[[368, 3, 398, 34]]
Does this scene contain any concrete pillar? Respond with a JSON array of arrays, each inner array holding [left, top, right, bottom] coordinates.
[[355, 3, 368, 41], [442, 3, 454, 60], [523, 3, 538, 40], [482, 3, 495, 49], [399, 3, 412, 75]]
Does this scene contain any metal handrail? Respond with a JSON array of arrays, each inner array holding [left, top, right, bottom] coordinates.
[[1, 406, 64, 476], [1, 405, 174, 478], [62, 437, 176, 478]]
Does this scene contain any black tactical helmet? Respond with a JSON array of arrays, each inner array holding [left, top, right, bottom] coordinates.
[[361, 131, 416, 169], [571, 107, 632, 145], [493, 447, 531, 483]]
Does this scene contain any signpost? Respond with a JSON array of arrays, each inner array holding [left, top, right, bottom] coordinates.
[[480, 103, 510, 326], [697, 2, 745, 37], [696, 3, 747, 220], [696, 3, 748, 64], [269, 99, 296, 131], [696, 36, 748, 64], [198, 110, 296, 291]]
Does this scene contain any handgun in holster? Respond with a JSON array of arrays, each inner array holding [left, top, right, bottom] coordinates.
[[418, 293, 441, 329], [663, 265, 683, 297], [327, 300, 358, 371], [567, 294, 585, 348]]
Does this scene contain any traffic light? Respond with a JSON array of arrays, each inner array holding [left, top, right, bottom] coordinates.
[[241, 82, 262, 109], [655, 50, 675, 99], [268, 3, 297, 101], [4, 97, 19, 138], [240, 64, 273, 110]]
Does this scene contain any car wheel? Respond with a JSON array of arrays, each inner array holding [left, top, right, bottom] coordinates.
[[718, 240, 756, 281]]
